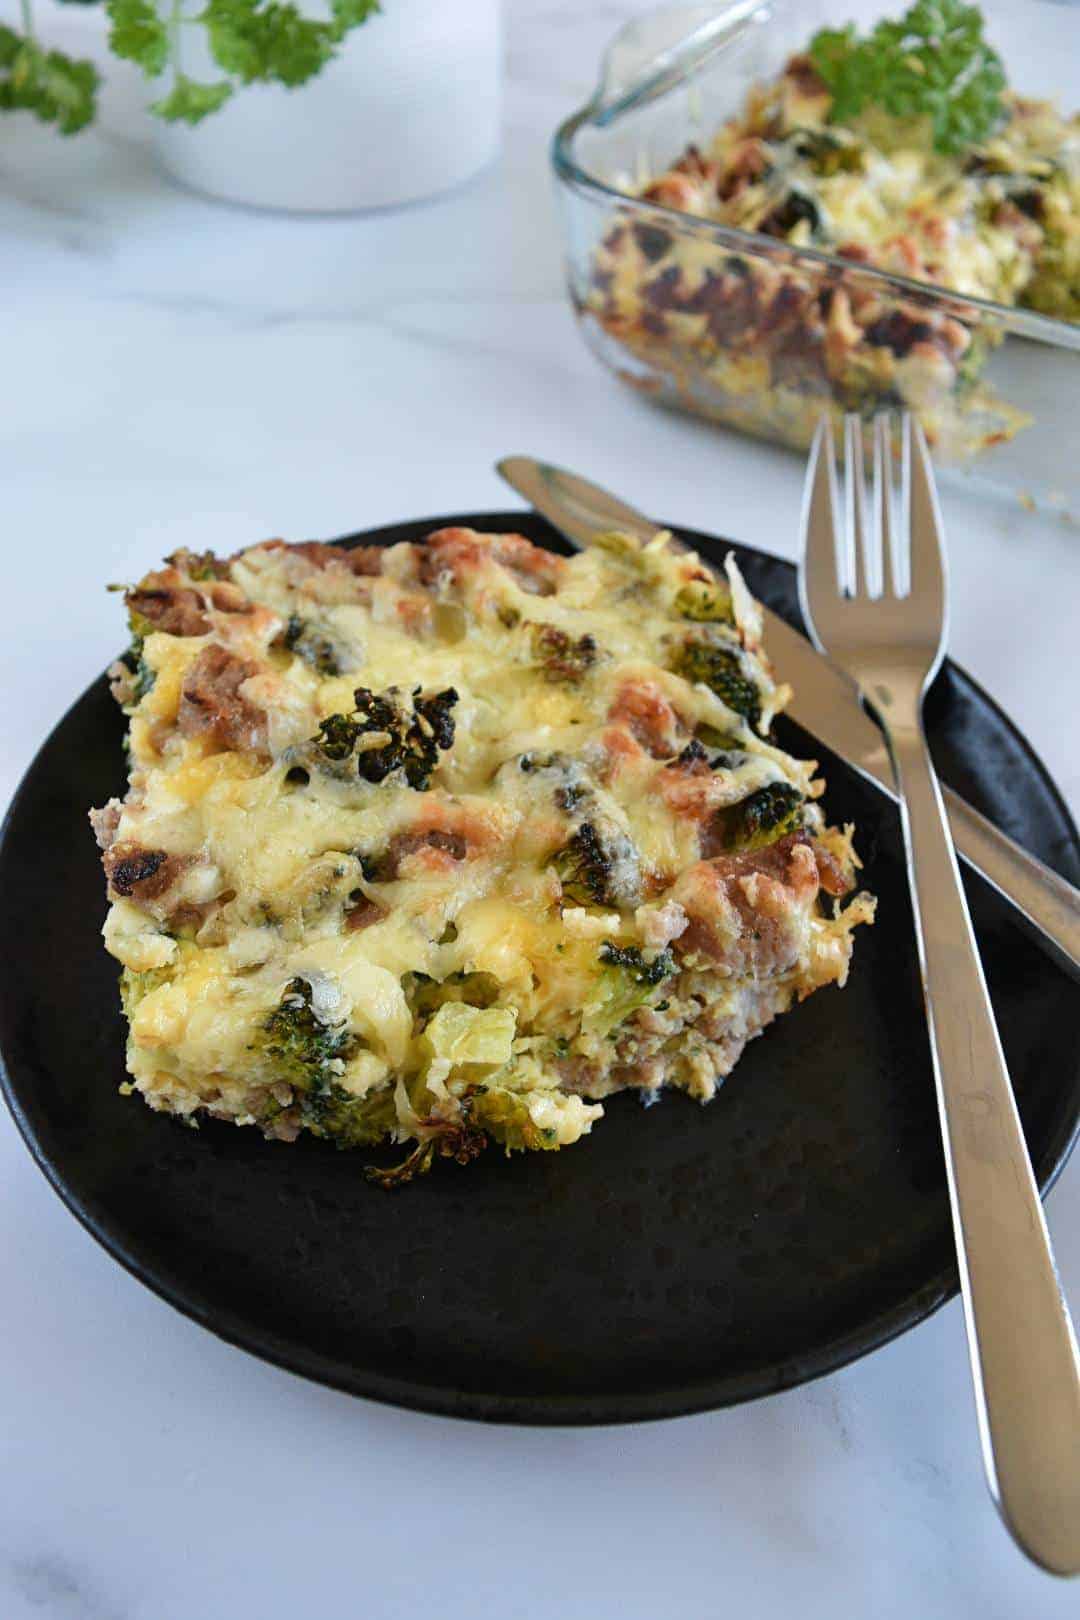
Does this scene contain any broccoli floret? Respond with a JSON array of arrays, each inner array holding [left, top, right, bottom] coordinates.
[[670, 639, 761, 728], [527, 622, 599, 684], [712, 783, 805, 852], [283, 614, 341, 677], [597, 942, 675, 985], [311, 685, 458, 790], [313, 712, 365, 762], [117, 635, 156, 703], [582, 942, 676, 1039], [115, 603, 159, 703], [551, 820, 640, 910], [364, 1091, 490, 1188], [365, 1140, 438, 1188], [673, 580, 734, 623], [256, 977, 359, 1093], [469, 1087, 560, 1152], [552, 823, 609, 906], [303, 1083, 397, 1148], [255, 977, 406, 1148]]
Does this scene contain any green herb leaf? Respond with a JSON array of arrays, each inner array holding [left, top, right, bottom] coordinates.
[[805, 26, 859, 119], [40, 49, 97, 132], [328, 0, 378, 42], [0, 24, 18, 68], [808, 0, 1006, 154], [200, 0, 377, 89], [106, 0, 169, 75], [0, 27, 98, 133], [201, 0, 263, 79], [4, 0, 379, 136], [225, 1, 334, 87], [150, 73, 233, 123]]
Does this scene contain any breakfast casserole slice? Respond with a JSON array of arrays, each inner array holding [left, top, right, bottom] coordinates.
[[90, 528, 874, 1184]]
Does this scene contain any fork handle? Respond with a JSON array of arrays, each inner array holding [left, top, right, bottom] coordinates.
[[888, 716, 1080, 1575]]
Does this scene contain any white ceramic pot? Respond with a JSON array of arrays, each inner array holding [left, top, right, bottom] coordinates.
[[154, 0, 501, 212]]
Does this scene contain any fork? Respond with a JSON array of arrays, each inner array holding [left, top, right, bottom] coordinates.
[[800, 412, 1080, 1575]]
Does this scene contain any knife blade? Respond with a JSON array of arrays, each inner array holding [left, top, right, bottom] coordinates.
[[496, 455, 1080, 982]]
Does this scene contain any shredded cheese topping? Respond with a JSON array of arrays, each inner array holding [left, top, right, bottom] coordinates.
[[92, 527, 873, 1184]]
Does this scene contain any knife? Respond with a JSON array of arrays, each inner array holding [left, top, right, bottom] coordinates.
[[496, 455, 1080, 983]]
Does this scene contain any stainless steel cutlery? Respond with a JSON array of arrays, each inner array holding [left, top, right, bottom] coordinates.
[[799, 412, 1080, 1576]]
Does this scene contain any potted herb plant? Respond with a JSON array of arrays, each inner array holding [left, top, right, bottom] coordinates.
[[0, 0, 501, 210]]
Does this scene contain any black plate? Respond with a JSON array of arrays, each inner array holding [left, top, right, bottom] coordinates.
[[2, 513, 1079, 1425]]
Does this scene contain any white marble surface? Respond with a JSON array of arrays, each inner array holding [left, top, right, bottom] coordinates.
[[1, 3, 1079, 1615]]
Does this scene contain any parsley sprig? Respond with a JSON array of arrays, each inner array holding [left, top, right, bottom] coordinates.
[[0, 7, 98, 135], [2, 0, 379, 133], [809, 0, 1007, 155], [110, 0, 380, 124]]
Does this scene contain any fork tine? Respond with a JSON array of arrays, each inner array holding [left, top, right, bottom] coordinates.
[[907, 414, 947, 615], [874, 414, 899, 599], [799, 416, 846, 650], [800, 409, 949, 714], [845, 414, 875, 598], [799, 416, 844, 638]]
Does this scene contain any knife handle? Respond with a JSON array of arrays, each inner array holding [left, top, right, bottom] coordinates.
[[945, 786, 1080, 981]]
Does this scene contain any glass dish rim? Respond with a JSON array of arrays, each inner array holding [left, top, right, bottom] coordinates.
[[551, 103, 1080, 356]]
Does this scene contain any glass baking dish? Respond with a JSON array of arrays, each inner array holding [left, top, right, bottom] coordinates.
[[552, 0, 1079, 519]]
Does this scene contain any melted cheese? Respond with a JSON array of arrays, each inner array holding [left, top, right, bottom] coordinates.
[[95, 530, 872, 1168], [590, 72, 1077, 465]]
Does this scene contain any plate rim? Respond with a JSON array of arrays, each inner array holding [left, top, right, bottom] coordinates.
[[2, 512, 1078, 1426]]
